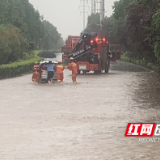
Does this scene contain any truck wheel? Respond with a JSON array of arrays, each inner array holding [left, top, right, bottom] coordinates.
[[105, 68, 109, 73], [78, 70, 81, 74], [94, 70, 101, 74], [83, 71, 86, 74], [105, 60, 110, 73]]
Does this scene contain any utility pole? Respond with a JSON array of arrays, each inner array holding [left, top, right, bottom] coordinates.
[[80, 0, 88, 30], [83, 0, 85, 30], [100, 0, 105, 23], [94, 0, 96, 13], [91, 0, 104, 14], [91, 0, 96, 14], [100, 0, 107, 37], [91, 0, 93, 14], [91, 0, 106, 36]]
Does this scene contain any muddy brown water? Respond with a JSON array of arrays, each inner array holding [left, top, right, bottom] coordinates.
[[0, 53, 160, 160]]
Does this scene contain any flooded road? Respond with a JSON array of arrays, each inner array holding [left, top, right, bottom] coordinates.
[[0, 53, 160, 160]]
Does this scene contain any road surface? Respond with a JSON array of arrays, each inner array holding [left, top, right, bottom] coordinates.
[[0, 53, 160, 160]]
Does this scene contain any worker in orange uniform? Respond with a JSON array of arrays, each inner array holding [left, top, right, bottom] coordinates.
[[66, 57, 78, 83], [33, 62, 40, 72], [55, 61, 65, 83], [32, 69, 40, 83]]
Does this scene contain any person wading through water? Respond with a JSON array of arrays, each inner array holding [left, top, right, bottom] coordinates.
[[46, 61, 54, 84], [33, 62, 40, 72], [55, 61, 65, 83], [32, 69, 40, 84], [66, 57, 78, 84]]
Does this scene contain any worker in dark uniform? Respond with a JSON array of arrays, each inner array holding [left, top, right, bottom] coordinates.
[[46, 61, 54, 84], [66, 57, 78, 83], [55, 61, 65, 83]]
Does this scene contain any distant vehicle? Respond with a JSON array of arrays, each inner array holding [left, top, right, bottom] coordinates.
[[39, 61, 58, 83], [109, 44, 121, 61], [61, 36, 81, 63]]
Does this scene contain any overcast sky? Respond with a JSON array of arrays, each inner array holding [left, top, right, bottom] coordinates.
[[29, 0, 117, 39]]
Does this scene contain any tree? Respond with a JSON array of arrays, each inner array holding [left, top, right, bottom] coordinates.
[[84, 13, 101, 35], [153, 8, 160, 60], [40, 20, 63, 50], [0, 24, 27, 64], [0, 0, 64, 64]]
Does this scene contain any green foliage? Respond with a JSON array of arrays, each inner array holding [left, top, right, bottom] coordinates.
[[0, 50, 43, 79], [0, 24, 27, 64], [88, 13, 100, 25], [153, 9, 160, 30], [84, 13, 101, 34], [154, 41, 160, 59], [153, 8, 160, 59], [39, 20, 63, 50], [121, 54, 159, 72], [102, 16, 116, 43], [84, 0, 133, 45], [0, 0, 43, 43], [82, 0, 160, 72], [107, 0, 160, 66], [113, 0, 133, 20], [0, 0, 64, 65], [104, 0, 133, 45]]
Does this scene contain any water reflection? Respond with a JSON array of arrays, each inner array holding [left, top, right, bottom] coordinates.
[[133, 72, 160, 110]]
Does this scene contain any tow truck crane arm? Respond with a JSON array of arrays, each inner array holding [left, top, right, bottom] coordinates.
[[68, 33, 97, 60]]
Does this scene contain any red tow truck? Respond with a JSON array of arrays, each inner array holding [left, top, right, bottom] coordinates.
[[62, 33, 121, 74]]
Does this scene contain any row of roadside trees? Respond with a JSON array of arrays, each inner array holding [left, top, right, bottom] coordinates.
[[0, 0, 64, 65]]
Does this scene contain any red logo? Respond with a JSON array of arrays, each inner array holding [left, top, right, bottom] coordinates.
[[125, 123, 156, 136]]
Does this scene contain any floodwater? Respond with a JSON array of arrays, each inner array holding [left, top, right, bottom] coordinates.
[[0, 53, 160, 160]]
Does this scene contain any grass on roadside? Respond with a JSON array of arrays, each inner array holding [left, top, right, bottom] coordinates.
[[121, 53, 160, 73]]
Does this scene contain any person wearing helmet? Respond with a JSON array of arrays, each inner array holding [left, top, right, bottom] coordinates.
[[66, 57, 78, 83], [33, 62, 40, 72], [55, 61, 65, 83]]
